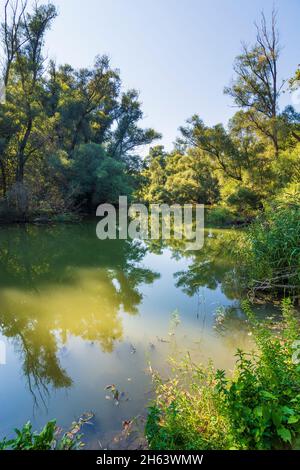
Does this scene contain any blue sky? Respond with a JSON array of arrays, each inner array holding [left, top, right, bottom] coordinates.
[[45, 0, 300, 150]]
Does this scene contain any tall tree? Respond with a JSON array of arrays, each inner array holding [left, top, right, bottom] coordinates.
[[0, 2, 57, 185], [225, 10, 283, 157], [108, 89, 161, 164], [1, 0, 28, 87], [178, 115, 243, 181]]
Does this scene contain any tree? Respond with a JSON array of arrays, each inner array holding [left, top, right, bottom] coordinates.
[[225, 10, 283, 158], [0, 1, 160, 216], [1, 2, 57, 185], [46, 56, 121, 153], [165, 149, 220, 205], [108, 89, 161, 163], [178, 115, 243, 181], [1, 0, 28, 87], [68, 143, 132, 207], [137, 145, 169, 203], [280, 105, 300, 144]]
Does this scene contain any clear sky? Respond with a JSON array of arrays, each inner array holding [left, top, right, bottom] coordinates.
[[45, 0, 300, 150]]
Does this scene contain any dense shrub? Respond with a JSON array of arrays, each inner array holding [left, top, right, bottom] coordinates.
[[146, 300, 300, 450], [206, 206, 237, 226], [0, 419, 86, 450], [216, 300, 300, 449], [227, 187, 263, 216], [240, 205, 300, 299], [146, 362, 232, 450]]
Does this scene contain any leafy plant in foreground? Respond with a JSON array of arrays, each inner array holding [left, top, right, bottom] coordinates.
[[0, 416, 90, 450], [216, 300, 300, 449], [146, 300, 300, 450], [239, 205, 300, 300]]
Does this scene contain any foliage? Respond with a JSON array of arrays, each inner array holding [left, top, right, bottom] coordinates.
[[272, 182, 300, 207], [68, 143, 132, 207], [0, 1, 160, 218], [238, 205, 300, 299], [140, 11, 300, 228], [206, 206, 237, 226], [138, 146, 220, 205], [146, 359, 232, 450], [0, 4, 299, 226], [165, 150, 220, 205], [227, 187, 263, 216], [146, 300, 300, 450], [216, 300, 300, 449], [0, 418, 86, 450]]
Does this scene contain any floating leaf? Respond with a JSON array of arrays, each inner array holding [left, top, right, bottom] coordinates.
[[105, 384, 116, 391], [122, 420, 132, 432]]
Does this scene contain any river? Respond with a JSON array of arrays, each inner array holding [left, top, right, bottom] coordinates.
[[0, 221, 278, 448]]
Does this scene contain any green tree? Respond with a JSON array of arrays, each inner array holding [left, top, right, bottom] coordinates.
[[224, 11, 283, 158], [165, 149, 220, 204]]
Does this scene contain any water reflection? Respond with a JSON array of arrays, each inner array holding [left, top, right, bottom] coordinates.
[[0, 223, 276, 445], [0, 223, 159, 401], [146, 228, 242, 299]]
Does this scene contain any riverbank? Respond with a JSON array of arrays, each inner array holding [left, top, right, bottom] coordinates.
[[1, 299, 299, 451], [146, 300, 300, 450]]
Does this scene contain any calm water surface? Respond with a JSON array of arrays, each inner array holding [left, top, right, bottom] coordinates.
[[0, 222, 276, 448]]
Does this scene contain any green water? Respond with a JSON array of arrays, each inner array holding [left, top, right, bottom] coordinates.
[[0, 222, 276, 448]]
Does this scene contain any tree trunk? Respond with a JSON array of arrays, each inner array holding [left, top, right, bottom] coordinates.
[[0, 160, 7, 196], [16, 158, 24, 183]]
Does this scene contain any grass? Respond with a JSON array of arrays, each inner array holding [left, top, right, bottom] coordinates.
[[146, 299, 300, 450]]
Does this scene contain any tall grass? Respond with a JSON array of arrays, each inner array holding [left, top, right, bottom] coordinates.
[[238, 205, 300, 300], [146, 300, 300, 450]]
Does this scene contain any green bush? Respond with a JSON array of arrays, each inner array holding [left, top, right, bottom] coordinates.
[[0, 419, 85, 450], [69, 143, 132, 207], [227, 187, 263, 216], [240, 205, 300, 298], [216, 300, 300, 449], [206, 206, 237, 226], [272, 182, 300, 207], [146, 300, 300, 450], [146, 362, 232, 450]]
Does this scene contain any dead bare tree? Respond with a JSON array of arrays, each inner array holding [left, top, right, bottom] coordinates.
[[225, 9, 284, 158], [1, 0, 28, 86]]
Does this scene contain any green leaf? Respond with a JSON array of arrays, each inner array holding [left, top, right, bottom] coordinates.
[[287, 415, 300, 424], [272, 410, 283, 427], [254, 406, 263, 417], [261, 391, 277, 400], [281, 406, 294, 416], [277, 427, 292, 443]]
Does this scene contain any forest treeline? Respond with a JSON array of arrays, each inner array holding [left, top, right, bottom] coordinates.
[[0, 2, 299, 224], [139, 11, 300, 221], [0, 1, 161, 220]]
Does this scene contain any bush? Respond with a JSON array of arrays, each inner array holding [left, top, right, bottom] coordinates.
[[272, 182, 300, 207], [0, 418, 87, 450], [69, 143, 132, 208], [146, 361, 232, 450], [216, 300, 300, 449], [227, 187, 263, 216], [240, 205, 300, 299], [146, 300, 300, 450], [206, 206, 237, 226]]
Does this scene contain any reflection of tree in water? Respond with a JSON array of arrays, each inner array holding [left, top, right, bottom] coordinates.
[[149, 229, 243, 299], [146, 229, 247, 337], [214, 305, 248, 336], [0, 223, 159, 402], [0, 314, 72, 407]]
